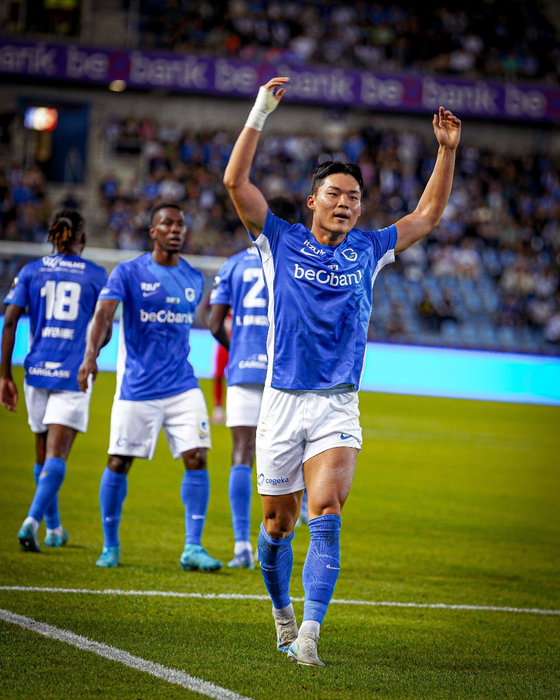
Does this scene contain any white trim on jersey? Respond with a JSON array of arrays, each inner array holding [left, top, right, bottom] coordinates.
[[115, 312, 127, 400], [359, 247, 396, 387], [255, 233, 277, 388]]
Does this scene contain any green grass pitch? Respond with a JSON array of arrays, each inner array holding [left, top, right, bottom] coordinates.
[[1, 366, 559, 698]]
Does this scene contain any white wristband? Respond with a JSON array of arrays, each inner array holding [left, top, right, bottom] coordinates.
[[244, 85, 281, 131]]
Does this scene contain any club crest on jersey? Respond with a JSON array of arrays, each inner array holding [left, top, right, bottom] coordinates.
[[342, 248, 358, 262], [185, 287, 196, 302]]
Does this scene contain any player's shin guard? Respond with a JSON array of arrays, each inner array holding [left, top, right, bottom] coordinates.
[[229, 465, 252, 544], [182, 470, 209, 545], [34, 462, 60, 530], [28, 458, 66, 524], [258, 523, 294, 610], [302, 514, 341, 625], [99, 467, 128, 547]]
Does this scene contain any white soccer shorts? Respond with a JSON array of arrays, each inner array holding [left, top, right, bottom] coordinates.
[[256, 386, 362, 495], [24, 382, 92, 434], [108, 387, 211, 460], [226, 383, 264, 428]]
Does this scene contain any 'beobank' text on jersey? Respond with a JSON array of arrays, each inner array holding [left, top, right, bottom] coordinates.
[[209, 246, 268, 386], [99, 253, 204, 401], [253, 211, 397, 390], [3, 255, 107, 391]]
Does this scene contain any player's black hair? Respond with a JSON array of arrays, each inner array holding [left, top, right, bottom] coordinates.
[[150, 201, 184, 224], [47, 209, 85, 254], [267, 197, 300, 225], [310, 161, 364, 196]]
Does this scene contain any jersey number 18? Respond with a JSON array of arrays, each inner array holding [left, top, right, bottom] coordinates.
[[41, 281, 82, 321]]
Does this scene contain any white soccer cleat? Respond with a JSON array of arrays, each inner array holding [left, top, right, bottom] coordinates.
[[275, 614, 298, 652], [287, 632, 325, 667]]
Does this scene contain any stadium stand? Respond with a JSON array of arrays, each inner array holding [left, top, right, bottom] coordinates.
[[2, 108, 559, 355], [134, 0, 560, 82]]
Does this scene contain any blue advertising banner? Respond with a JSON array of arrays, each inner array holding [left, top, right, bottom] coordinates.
[[1, 38, 560, 122], [2, 317, 560, 406]]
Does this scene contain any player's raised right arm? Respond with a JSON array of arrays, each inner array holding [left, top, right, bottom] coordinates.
[[224, 77, 289, 238], [77, 298, 119, 392]]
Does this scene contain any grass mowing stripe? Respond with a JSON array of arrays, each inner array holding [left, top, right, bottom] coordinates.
[[1, 586, 558, 616], [0, 608, 254, 700]]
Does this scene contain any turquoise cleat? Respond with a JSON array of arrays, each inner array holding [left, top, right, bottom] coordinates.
[[96, 545, 120, 568], [180, 544, 222, 572], [18, 523, 41, 553], [44, 530, 69, 547]]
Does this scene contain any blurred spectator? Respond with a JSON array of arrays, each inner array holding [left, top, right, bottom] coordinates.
[[132, 0, 560, 83]]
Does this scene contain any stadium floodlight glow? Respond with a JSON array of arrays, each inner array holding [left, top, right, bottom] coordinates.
[[24, 107, 58, 131], [109, 80, 127, 92]]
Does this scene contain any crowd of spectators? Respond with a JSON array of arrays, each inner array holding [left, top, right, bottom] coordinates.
[[3, 108, 559, 355], [138, 0, 560, 83]]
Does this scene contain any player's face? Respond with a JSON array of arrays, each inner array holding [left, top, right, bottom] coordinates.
[[307, 173, 362, 238], [150, 207, 187, 253]]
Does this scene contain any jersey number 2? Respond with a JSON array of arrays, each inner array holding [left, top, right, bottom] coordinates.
[[242, 268, 266, 309], [41, 280, 81, 321]]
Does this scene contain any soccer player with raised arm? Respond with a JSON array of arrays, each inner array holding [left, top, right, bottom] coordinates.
[[223, 77, 461, 666], [1, 210, 108, 552], [77, 202, 221, 572], [208, 198, 299, 570]]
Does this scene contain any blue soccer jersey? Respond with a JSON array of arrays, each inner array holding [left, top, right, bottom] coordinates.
[[209, 246, 268, 386], [3, 254, 107, 391], [99, 253, 204, 401], [253, 211, 398, 391]]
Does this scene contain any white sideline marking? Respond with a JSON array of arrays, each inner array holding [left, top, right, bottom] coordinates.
[[0, 608, 253, 700], [1, 586, 559, 616]]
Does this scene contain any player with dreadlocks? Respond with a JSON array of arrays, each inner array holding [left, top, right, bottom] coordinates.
[[1, 209, 108, 553]]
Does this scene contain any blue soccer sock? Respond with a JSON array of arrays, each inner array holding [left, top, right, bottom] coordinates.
[[229, 465, 252, 545], [99, 467, 128, 548], [302, 514, 341, 625], [28, 457, 66, 524], [34, 462, 61, 530], [258, 523, 294, 610], [182, 470, 210, 545]]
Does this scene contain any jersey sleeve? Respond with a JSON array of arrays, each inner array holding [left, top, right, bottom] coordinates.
[[209, 259, 233, 306], [365, 224, 398, 267], [254, 210, 290, 260], [98, 263, 127, 302], [3, 265, 30, 309]]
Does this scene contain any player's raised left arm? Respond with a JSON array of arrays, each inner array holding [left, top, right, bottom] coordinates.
[[395, 107, 461, 253], [224, 77, 289, 238]]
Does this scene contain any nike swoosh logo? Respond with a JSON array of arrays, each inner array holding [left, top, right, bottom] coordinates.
[[191, 515, 205, 520], [340, 434, 352, 440], [300, 248, 323, 256], [326, 565, 340, 570], [142, 291, 158, 297], [105, 516, 118, 522]]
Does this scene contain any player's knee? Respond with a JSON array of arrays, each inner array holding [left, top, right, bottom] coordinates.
[[108, 455, 133, 474], [183, 447, 207, 471], [263, 512, 296, 539]]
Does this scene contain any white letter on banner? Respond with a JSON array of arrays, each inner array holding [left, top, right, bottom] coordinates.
[[505, 84, 546, 119]]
